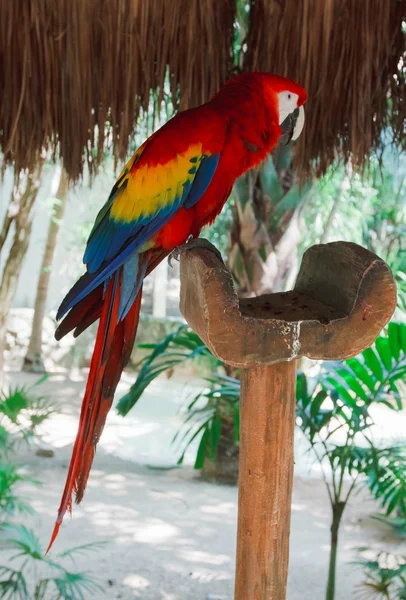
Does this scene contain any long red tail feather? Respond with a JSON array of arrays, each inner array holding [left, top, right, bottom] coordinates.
[[47, 275, 143, 553]]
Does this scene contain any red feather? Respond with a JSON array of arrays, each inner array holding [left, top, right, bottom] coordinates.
[[46, 275, 143, 553]]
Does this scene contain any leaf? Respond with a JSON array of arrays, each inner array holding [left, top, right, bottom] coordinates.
[[209, 413, 222, 461], [194, 427, 210, 469], [0, 566, 29, 600], [0, 427, 10, 454], [365, 446, 406, 518], [346, 357, 376, 392], [52, 571, 102, 600], [117, 325, 213, 416], [0, 524, 43, 560], [0, 389, 28, 424], [335, 368, 369, 402], [0, 462, 37, 516], [325, 377, 357, 409], [34, 580, 51, 600], [375, 338, 392, 371], [371, 514, 406, 538], [258, 155, 284, 204], [0, 379, 52, 443], [58, 541, 106, 561], [175, 421, 211, 465], [388, 322, 401, 362], [362, 348, 384, 382], [173, 371, 241, 469], [272, 182, 311, 228], [389, 380, 402, 410], [33, 374, 49, 387], [310, 390, 328, 419], [387, 492, 402, 516], [296, 372, 308, 402], [399, 323, 406, 354]]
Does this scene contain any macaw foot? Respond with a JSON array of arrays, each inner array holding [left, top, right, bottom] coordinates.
[[168, 237, 223, 267]]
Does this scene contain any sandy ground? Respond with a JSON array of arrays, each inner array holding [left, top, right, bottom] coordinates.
[[6, 370, 406, 599]]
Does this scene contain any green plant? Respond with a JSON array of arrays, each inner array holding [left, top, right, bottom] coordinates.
[[0, 463, 37, 517], [0, 524, 103, 600], [296, 322, 406, 600], [0, 465, 102, 599], [117, 325, 217, 416], [367, 441, 406, 539], [301, 152, 406, 310], [354, 550, 406, 599], [0, 379, 50, 525], [367, 445, 406, 518], [370, 514, 406, 539], [0, 376, 53, 448], [0, 379, 103, 599], [174, 373, 240, 469]]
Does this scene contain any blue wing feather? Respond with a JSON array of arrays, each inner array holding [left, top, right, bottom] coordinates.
[[57, 151, 221, 321], [184, 154, 220, 208], [118, 254, 148, 320]]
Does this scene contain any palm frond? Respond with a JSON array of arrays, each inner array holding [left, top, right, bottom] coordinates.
[[0, 567, 29, 600], [117, 325, 216, 416]]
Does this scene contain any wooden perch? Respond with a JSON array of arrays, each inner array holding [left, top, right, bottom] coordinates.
[[179, 240, 396, 600], [180, 242, 396, 368]]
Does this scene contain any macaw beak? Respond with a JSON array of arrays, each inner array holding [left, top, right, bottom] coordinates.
[[280, 105, 305, 144], [291, 105, 305, 141]]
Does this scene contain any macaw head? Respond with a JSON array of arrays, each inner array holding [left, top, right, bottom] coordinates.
[[263, 74, 307, 143], [210, 72, 307, 149]]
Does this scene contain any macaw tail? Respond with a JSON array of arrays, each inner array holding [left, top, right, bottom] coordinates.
[[47, 266, 144, 553]]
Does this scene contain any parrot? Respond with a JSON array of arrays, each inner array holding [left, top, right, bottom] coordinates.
[[47, 72, 307, 551]]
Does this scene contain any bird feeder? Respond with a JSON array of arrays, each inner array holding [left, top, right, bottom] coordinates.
[[178, 240, 396, 600]]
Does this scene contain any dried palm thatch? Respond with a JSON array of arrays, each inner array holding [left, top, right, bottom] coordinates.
[[0, 0, 235, 180], [0, 0, 404, 180], [245, 0, 406, 174]]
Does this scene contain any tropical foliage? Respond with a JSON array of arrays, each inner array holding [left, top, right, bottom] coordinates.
[[354, 551, 406, 599], [173, 373, 240, 470], [0, 382, 102, 599], [0, 524, 102, 600], [0, 376, 52, 451], [301, 152, 406, 307], [297, 322, 406, 599], [117, 325, 215, 417]]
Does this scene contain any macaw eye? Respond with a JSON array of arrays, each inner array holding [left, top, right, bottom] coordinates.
[[288, 93, 291, 99]]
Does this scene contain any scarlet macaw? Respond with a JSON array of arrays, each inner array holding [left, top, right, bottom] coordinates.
[[48, 72, 306, 550]]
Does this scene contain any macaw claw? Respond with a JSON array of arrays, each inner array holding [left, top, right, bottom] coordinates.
[[168, 237, 223, 267]]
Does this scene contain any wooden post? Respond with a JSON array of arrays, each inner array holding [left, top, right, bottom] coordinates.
[[236, 362, 296, 599], [178, 240, 396, 600]]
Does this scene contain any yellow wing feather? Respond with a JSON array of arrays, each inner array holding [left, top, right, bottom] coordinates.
[[110, 143, 203, 223]]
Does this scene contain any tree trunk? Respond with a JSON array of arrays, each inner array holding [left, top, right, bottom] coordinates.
[[326, 502, 345, 600], [228, 150, 310, 297], [0, 192, 19, 252], [228, 169, 275, 296], [0, 161, 45, 377], [23, 168, 69, 373]]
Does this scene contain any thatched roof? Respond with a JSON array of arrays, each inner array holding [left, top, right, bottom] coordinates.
[[0, 0, 405, 180]]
